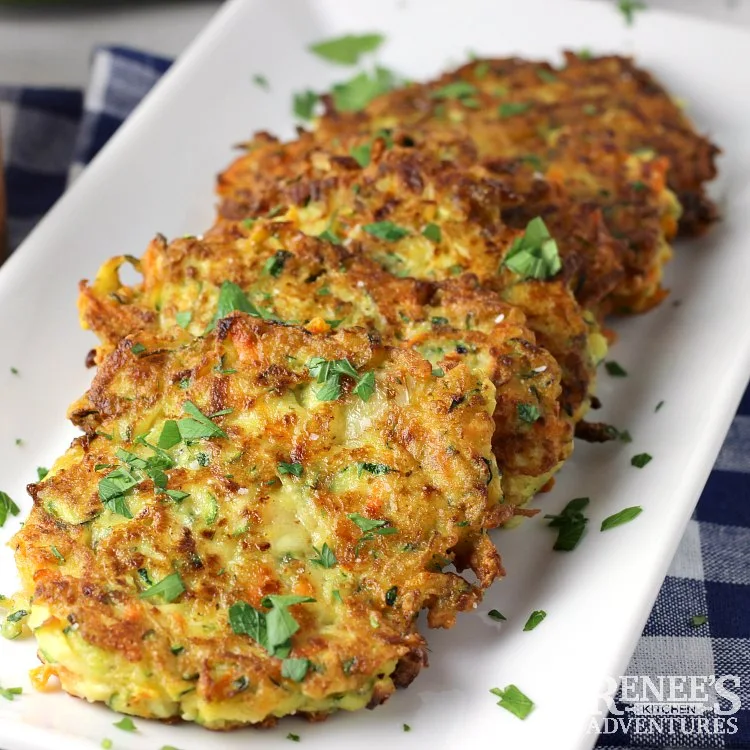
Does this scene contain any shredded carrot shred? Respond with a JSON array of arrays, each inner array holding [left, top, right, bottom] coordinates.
[[29, 664, 59, 692], [305, 317, 331, 334]]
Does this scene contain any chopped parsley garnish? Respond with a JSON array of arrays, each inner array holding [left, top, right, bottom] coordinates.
[[50, 545, 65, 563], [110, 446, 174, 506], [385, 586, 398, 606], [544, 497, 589, 551], [252, 73, 269, 90], [430, 81, 478, 101], [422, 223, 442, 242], [490, 684, 535, 720], [263, 249, 293, 278], [631, 453, 652, 468], [0, 685, 22, 701], [113, 716, 137, 732], [348, 513, 397, 553], [229, 595, 315, 658], [130, 343, 146, 355], [600, 505, 643, 531], [522, 610, 547, 631], [287, 734, 301, 743], [582, 103, 597, 116], [278, 461, 303, 478], [307, 357, 375, 402], [310, 543, 337, 568], [206, 280, 275, 331], [158, 420, 181, 449], [616, 428, 633, 444], [318, 226, 342, 245], [348, 513, 393, 531], [362, 220, 409, 241], [352, 370, 376, 401], [488, 609, 506, 621], [403, 723, 412, 732], [605, 360, 628, 377], [503, 217, 561, 280], [432, 367, 445, 378], [655, 400, 665, 412], [175, 310, 192, 330], [281, 657, 311, 682], [474, 61, 490, 78], [517, 403, 541, 423], [139, 572, 185, 603], [9, 367, 18, 375], [98, 467, 138, 518], [618, 0, 646, 26], [690, 614, 708, 628], [358, 462, 394, 476], [498, 101, 532, 118], [350, 143, 372, 167], [536, 68, 558, 83], [178, 401, 228, 440], [331, 66, 399, 112], [213, 356, 236, 376], [520, 154, 543, 170], [308, 33, 384, 65], [0, 491, 20, 527], [293, 89, 318, 120]]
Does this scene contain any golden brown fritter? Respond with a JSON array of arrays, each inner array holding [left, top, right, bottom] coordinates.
[[13, 316, 504, 728], [311, 54, 707, 311], [513, 51, 719, 236], [215, 131, 606, 419], [79, 220, 571, 508], [217, 128, 625, 312]]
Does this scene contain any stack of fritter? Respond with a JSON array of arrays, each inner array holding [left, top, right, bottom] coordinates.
[[11, 54, 718, 729]]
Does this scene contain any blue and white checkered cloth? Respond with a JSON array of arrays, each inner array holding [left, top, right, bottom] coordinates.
[[0, 45, 748, 750], [598, 381, 750, 749], [0, 46, 170, 252]]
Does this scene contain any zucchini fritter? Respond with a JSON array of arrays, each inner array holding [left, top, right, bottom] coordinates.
[[427, 53, 717, 234], [215, 131, 606, 418], [311, 55, 710, 311], [13, 317, 504, 728], [79, 220, 571, 507]]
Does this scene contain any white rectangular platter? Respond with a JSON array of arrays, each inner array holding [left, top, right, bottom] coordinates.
[[1, 1, 749, 748]]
